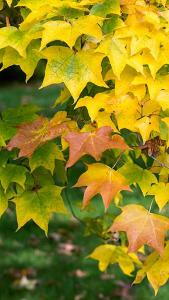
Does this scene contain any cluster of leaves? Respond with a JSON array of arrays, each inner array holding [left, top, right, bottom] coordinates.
[[1, 0, 169, 294]]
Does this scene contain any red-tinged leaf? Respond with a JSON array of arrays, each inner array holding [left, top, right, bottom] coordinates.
[[74, 163, 130, 210], [65, 126, 128, 168], [7, 112, 70, 157], [110, 204, 169, 255]]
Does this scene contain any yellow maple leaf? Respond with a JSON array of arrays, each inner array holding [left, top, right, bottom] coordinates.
[[97, 36, 128, 78], [19, 5, 52, 31], [41, 16, 103, 49], [6, 0, 12, 6], [134, 242, 169, 295], [0, 26, 42, 57], [94, 111, 117, 131], [156, 90, 169, 111], [53, 86, 71, 107], [75, 92, 113, 121], [2, 41, 41, 81], [41, 46, 107, 100], [17, 0, 88, 10], [112, 95, 139, 131], [135, 116, 160, 143], [89, 244, 142, 275], [148, 182, 169, 210]]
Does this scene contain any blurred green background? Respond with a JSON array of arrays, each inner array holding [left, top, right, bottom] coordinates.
[[0, 65, 169, 300]]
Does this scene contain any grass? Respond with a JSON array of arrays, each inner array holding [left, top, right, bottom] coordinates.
[[0, 84, 60, 110]]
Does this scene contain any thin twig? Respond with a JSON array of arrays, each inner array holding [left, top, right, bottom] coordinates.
[[148, 198, 154, 213], [150, 155, 169, 170], [112, 151, 125, 169], [65, 189, 85, 226]]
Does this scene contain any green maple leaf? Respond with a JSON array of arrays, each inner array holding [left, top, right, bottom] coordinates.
[[2, 104, 39, 126], [0, 164, 27, 192], [102, 16, 124, 35], [29, 142, 64, 173], [0, 150, 15, 167], [13, 185, 68, 234], [0, 121, 16, 146], [119, 163, 158, 195], [41, 46, 107, 100], [91, 0, 120, 17]]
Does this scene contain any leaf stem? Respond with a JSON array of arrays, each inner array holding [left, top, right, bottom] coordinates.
[[112, 151, 124, 169], [5, 16, 10, 27], [148, 198, 154, 213]]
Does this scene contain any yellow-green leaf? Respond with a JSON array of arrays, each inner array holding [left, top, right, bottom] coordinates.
[[13, 185, 68, 234], [2, 40, 41, 81], [0, 164, 27, 192], [148, 182, 169, 210], [0, 185, 8, 217], [91, 0, 120, 17], [0, 26, 42, 57], [0, 0, 3, 10], [119, 162, 158, 195], [41, 46, 107, 100]]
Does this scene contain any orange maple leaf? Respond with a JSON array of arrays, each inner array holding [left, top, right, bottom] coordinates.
[[74, 163, 130, 210], [110, 204, 169, 254], [7, 112, 70, 157], [65, 126, 129, 168]]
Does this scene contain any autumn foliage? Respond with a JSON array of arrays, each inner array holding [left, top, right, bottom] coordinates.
[[1, 0, 169, 294]]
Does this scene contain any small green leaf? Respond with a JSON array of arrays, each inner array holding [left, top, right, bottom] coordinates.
[[0, 121, 16, 146], [119, 163, 158, 195], [0, 164, 27, 192], [102, 16, 124, 35], [31, 167, 55, 186], [0, 150, 16, 167], [29, 142, 64, 173], [2, 104, 39, 126], [91, 0, 120, 17]]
